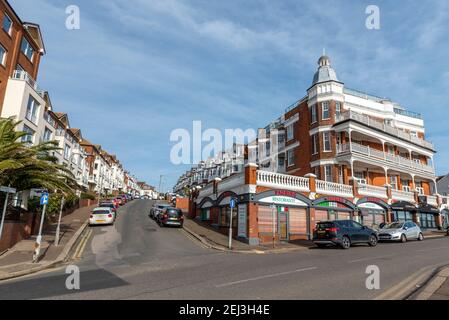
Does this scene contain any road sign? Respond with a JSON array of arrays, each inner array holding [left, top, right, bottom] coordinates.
[[0, 186, 16, 194], [230, 198, 236, 209], [40, 194, 49, 205]]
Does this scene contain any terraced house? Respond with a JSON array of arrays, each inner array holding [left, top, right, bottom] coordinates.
[[176, 54, 445, 246]]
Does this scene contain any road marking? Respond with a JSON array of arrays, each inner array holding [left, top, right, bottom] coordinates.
[[417, 245, 449, 252], [215, 267, 317, 288], [180, 229, 211, 249], [348, 254, 395, 264], [72, 229, 92, 260]]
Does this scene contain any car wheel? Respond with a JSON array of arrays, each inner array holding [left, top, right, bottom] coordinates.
[[368, 235, 378, 247], [418, 233, 424, 241], [400, 234, 407, 243], [341, 236, 351, 249]]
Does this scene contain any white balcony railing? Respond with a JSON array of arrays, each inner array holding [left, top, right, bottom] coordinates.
[[335, 110, 434, 150], [316, 180, 353, 197], [12, 70, 45, 97], [358, 184, 388, 199], [337, 142, 435, 175], [391, 189, 415, 203], [427, 195, 438, 207], [256, 171, 310, 192]]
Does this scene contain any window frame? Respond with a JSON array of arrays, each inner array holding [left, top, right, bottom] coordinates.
[[324, 165, 333, 182], [312, 133, 318, 155], [322, 131, 332, 152], [286, 124, 294, 141], [25, 95, 40, 125], [2, 13, 12, 36], [20, 37, 34, 62], [0, 44, 6, 67], [311, 105, 317, 124], [287, 149, 295, 167], [322, 102, 330, 120]]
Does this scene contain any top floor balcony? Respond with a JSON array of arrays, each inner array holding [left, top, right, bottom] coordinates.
[[335, 110, 434, 151], [11, 70, 45, 97]]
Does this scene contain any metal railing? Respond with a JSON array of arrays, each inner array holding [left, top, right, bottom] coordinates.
[[335, 110, 434, 150], [11, 70, 45, 96]]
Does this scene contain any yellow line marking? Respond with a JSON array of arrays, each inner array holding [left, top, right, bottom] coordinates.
[[72, 229, 92, 260]]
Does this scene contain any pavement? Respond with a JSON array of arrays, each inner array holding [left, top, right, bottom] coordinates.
[[410, 266, 449, 300], [0, 199, 448, 300], [0, 204, 95, 281], [183, 217, 314, 253]]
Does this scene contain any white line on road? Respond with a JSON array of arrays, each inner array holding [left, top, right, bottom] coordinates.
[[347, 254, 395, 264], [215, 267, 317, 288], [416, 246, 449, 253]]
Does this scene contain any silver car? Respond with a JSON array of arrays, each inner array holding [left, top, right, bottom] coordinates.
[[378, 221, 424, 242]]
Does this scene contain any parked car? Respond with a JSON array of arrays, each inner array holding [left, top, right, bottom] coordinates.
[[158, 207, 184, 227], [115, 197, 123, 206], [378, 221, 424, 242], [313, 220, 378, 249], [150, 203, 171, 220], [89, 207, 116, 226], [99, 202, 118, 214]]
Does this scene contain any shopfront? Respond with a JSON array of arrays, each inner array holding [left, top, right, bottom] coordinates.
[[313, 196, 356, 224], [356, 197, 389, 229], [216, 191, 240, 236], [254, 190, 311, 242], [417, 203, 439, 229], [390, 201, 417, 223]]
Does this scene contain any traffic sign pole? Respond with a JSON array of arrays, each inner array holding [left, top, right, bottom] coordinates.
[[54, 196, 65, 246], [33, 194, 49, 263], [228, 198, 236, 250], [0, 193, 9, 241]]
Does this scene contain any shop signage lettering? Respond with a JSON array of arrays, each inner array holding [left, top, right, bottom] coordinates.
[[275, 190, 296, 198], [259, 196, 307, 207], [237, 204, 247, 238]]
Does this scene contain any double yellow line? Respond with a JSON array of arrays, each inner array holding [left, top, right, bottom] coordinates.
[[72, 228, 93, 260]]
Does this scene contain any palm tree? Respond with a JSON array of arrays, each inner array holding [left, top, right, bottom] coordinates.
[[0, 118, 77, 194]]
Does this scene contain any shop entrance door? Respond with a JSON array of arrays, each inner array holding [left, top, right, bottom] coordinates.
[[278, 207, 289, 241]]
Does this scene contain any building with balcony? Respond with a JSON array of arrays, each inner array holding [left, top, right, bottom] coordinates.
[[181, 54, 445, 246]]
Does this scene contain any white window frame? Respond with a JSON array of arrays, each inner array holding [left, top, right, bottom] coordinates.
[[335, 102, 341, 118], [64, 144, 71, 160], [322, 102, 330, 120], [2, 13, 12, 36], [287, 149, 295, 167], [43, 127, 52, 142], [354, 172, 367, 185], [312, 134, 318, 155], [323, 131, 332, 152], [0, 44, 6, 67], [311, 105, 317, 124], [22, 124, 34, 144], [26, 95, 40, 124], [286, 124, 294, 141], [324, 165, 333, 182], [389, 176, 398, 190]]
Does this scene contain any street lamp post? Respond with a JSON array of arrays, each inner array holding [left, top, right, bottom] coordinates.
[[54, 196, 65, 246], [33, 194, 48, 263]]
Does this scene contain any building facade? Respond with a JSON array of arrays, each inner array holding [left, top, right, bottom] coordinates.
[[177, 55, 444, 246]]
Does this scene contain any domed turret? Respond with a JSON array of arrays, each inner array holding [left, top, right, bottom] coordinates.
[[312, 54, 340, 86]]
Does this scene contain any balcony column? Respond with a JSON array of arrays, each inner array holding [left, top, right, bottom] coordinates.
[[382, 140, 386, 160], [348, 129, 353, 152], [383, 167, 388, 185], [350, 158, 355, 179]]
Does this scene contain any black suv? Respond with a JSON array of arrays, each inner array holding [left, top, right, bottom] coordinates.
[[313, 220, 378, 249]]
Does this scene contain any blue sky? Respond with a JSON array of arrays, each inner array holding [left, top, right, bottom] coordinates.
[[13, 0, 449, 190]]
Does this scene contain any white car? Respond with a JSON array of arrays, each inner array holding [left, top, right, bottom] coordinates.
[[378, 221, 424, 242], [89, 207, 116, 226]]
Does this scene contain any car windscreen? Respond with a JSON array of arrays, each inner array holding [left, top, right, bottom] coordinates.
[[316, 222, 334, 230], [93, 210, 110, 215], [167, 209, 182, 217], [384, 222, 403, 229]]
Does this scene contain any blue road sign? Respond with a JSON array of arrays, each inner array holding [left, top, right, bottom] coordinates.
[[40, 194, 49, 205], [230, 198, 236, 209]]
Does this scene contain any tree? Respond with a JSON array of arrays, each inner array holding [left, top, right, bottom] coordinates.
[[0, 118, 77, 194]]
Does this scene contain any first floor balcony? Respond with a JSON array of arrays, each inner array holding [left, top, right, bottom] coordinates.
[[337, 142, 435, 177]]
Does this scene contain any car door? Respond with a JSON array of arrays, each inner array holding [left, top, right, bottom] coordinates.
[[342, 220, 359, 242], [351, 220, 369, 242], [404, 222, 415, 239], [410, 222, 420, 238]]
